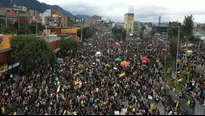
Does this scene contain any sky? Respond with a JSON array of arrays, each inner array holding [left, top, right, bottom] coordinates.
[[38, 0, 205, 23]]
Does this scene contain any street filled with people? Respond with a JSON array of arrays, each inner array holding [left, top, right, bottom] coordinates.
[[0, 31, 204, 115]]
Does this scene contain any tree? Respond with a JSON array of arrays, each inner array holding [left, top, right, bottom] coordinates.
[[112, 25, 126, 41], [60, 38, 78, 56], [170, 37, 178, 64], [68, 16, 80, 27], [182, 15, 194, 41], [189, 35, 201, 42], [29, 22, 45, 34], [168, 21, 185, 41], [140, 25, 145, 39], [77, 26, 96, 42], [10, 35, 56, 74], [1, 23, 16, 34], [17, 24, 32, 35], [168, 21, 180, 38]]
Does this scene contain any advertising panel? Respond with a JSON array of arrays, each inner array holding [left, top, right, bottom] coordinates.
[[13, 6, 27, 12]]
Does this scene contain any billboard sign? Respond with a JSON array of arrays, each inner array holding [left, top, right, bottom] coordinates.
[[13, 5, 27, 12]]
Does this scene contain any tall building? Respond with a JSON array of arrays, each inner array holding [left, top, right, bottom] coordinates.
[[124, 13, 134, 34], [29, 10, 40, 17], [85, 15, 102, 25], [40, 8, 68, 27]]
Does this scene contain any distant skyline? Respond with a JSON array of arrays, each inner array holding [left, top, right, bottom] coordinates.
[[38, 0, 205, 23]]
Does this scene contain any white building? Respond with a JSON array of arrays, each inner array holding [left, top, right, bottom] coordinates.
[[40, 9, 51, 25], [43, 9, 51, 17]]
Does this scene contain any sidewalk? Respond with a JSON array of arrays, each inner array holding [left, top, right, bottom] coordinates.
[[160, 78, 205, 115]]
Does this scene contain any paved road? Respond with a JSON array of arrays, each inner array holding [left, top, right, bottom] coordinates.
[[194, 101, 204, 115], [195, 65, 205, 75], [155, 101, 165, 115]]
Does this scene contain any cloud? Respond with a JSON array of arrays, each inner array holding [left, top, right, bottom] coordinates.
[[38, 0, 205, 23]]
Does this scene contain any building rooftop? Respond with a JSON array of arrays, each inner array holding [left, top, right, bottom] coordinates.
[[124, 13, 134, 16]]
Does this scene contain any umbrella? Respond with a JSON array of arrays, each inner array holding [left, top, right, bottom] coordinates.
[[187, 43, 194, 47], [186, 50, 193, 53], [142, 60, 148, 64], [57, 58, 64, 63], [15, 75, 21, 81], [182, 43, 194, 48], [95, 51, 102, 57], [115, 57, 122, 62], [141, 57, 149, 61], [162, 48, 166, 52], [113, 42, 120, 47], [120, 61, 130, 67]]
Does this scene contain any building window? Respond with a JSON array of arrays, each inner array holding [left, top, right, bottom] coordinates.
[[0, 38, 3, 43]]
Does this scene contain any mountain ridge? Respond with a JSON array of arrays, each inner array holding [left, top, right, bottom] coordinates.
[[0, 0, 90, 19]]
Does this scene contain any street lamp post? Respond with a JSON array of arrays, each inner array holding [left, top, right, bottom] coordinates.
[[80, 19, 84, 42], [45, 24, 49, 42], [169, 22, 181, 78], [176, 23, 180, 78], [164, 41, 167, 76], [36, 22, 38, 36], [0, 23, 2, 33]]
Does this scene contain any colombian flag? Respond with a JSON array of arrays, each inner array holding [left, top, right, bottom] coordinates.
[[156, 58, 160, 63]]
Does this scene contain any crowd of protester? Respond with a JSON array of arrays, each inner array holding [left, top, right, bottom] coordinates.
[[0, 31, 203, 115]]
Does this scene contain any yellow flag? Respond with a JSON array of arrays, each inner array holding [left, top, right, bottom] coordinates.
[[176, 101, 179, 108], [153, 91, 156, 97], [73, 112, 77, 115], [57, 85, 61, 93], [63, 110, 67, 115], [132, 108, 135, 112], [150, 104, 155, 109], [5, 93, 8, 96], [1, 106, 5, 113], [74, 81, 80, 85], [13, 112, 17, 115], [119, 72, 126, 77], [187, 99, 190, 105], [156, 58, 160, 63]]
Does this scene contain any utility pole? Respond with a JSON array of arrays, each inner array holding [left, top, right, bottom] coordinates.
[[18, 12, 20, 29], [36, 21, 38, 36], [175, 23, 181, 79], [80, 19, 83, 42], [5, 12, 8, 28], [169, 22, 181, 79], [0, 23, 2, 33], [164, 24, 169, 77], [164, 41, 167, 75], [46, 25, 49, 42]]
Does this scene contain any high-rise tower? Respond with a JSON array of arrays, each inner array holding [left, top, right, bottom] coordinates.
[[124, 6, 135, 35]]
